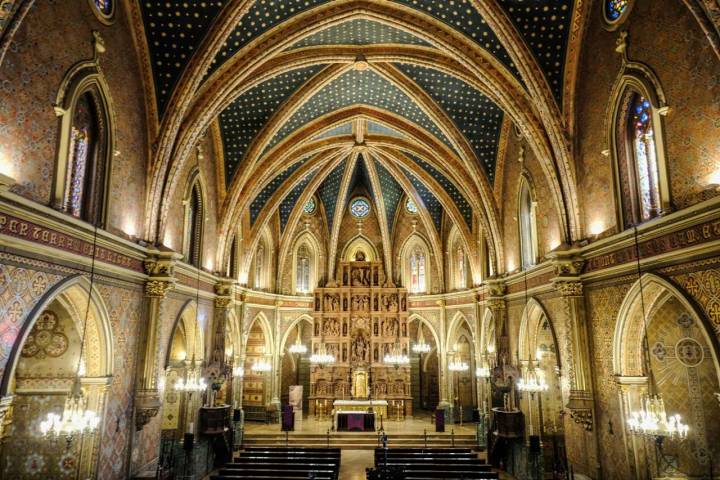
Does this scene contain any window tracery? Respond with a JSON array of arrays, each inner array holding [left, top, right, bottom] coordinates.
[[296, 244, 313, 294], [350, 197, 370, 218], [409, 247, 427, 294], [519, 178, 537, 270]]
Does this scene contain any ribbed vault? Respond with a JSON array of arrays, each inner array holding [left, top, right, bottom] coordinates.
[[129, 0, 591, 284]]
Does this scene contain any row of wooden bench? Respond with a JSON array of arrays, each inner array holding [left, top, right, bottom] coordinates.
[[211, 447, 341, 480], [372, 448, 499, 480]]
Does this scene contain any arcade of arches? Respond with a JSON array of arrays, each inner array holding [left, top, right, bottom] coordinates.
[[0, 0, 718, 479]]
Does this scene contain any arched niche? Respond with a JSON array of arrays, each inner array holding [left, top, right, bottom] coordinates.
[[399, 234, 432, 294], [0, 275, 113, 479], [279, 315, 314, 414], [242, 313, 274, 409], [408, 314, 441, 412], [341, 235, 378, 263], [613, 274, 720, 477], [161, 301, 206, 436]]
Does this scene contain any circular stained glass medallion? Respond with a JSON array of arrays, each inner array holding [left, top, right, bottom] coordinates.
[[90, 0, 114, 23], [350, 198, 370, 218], [406, 198, 418, 214], [303, 197, 316, 215], [603, 0, 632, 28]]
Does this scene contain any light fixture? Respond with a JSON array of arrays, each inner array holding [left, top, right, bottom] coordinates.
[[385, 327, 409, 367], [250, 360, 272, 373], [40, 377, 101, 440], [40, 225, 102, 443], [289, 324, 307, 354], [311, 328, 334, 366], [175, 374, 208, 393], [517, 364, 549, 394], [627, 394, 688, 439], [626, 227, 688, 440], [412, 326, 431, 354], [232, 366, 245, 378], [449, 359, 469, 372]]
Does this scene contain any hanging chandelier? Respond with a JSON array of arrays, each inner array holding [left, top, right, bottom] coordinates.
[[476, 364, 491, 379], [625, 227, 688, 441], [289, 324, 308, 354], [311, 330, 334, 366], [449, 359, 469, 372], [627, 394, 688, 439], [40, 225, 101, 443], [517, 364, 548, 394], [175, 374, 208, 393], [385, 332, 409, 367], [232, 366, 245, 378], [412, 326, 431, 353], [40, 377, 101, 440], [251, 359, 273, 372]]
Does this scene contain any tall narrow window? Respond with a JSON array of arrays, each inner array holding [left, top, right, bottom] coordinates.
[[629, 94, 661, 222], [519, 179, 537, 270], [456, 246, 466, 289], [255, 243, 265, 289], [227, 235, 238, 279], [296, 245, 311, 294], [185, 182, 203, 267], [409, 248, 426, 293], [64, 91, 107, 224]]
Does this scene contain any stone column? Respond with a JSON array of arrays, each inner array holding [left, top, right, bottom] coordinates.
[[548, 249, 600, 478], [207, 279, 234, 407], [135, 249, 179, 431], [436, 300, 450, 410], [270, 300, 283, 413]]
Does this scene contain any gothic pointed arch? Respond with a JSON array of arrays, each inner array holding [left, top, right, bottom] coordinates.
[[399, 234, 432, 294], [607, 59, 672, 229]]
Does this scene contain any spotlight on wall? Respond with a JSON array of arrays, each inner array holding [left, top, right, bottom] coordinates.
[[589, 220, 605, 237]]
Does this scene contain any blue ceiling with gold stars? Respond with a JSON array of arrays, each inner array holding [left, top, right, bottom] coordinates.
[[317, 159, 348, 232], [279, 170, 318, 231], [374, 160, 404, 234], [290, 19, 431, 49], [249, 155, 311, 225], [497, 0, 573, 104], [267, 69, 455, 153], [219, 65, 325, 184], [139, 1, 574, 115], [404, 152, 472, 229], [396, 63, 504, 183], [403, 167, 443, 232]]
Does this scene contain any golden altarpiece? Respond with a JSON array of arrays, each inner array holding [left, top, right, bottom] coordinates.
[[309, 259, 412, 418]]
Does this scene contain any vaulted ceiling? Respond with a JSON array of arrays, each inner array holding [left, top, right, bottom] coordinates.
[[137, 0, 584, 277]]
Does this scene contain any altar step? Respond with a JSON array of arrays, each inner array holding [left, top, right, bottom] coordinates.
[[242, 432, 481, 451]]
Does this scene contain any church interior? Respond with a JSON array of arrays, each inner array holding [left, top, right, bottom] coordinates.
[[0, 0, 719, 479]]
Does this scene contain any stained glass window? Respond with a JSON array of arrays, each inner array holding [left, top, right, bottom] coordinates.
[[185, 183, 203, 267], [629, 95, 660, 222], [296, 245, 311, 293], [65, 93, 96, 219], [255, 243, 265, 289], [350, 198, 370, 218], [94, 0, 112, 16], [519, 180, 537, 270], [406, 198, 418, 214], [409, 248, 426, 293], [303, 197, 316, 215], [456, 247, 466, 289], [606, 0, 628, 21]]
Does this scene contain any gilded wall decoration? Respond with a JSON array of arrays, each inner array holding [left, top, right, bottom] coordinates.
[[20, 310, 69, 359], [674, 268, 720, 334]]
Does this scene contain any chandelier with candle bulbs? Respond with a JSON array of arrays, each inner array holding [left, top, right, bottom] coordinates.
[[40, 377, 101, 441], [385, 332, 409, 367], [412, 326, 431, 354], [517, 363, 548, 394], [627, 394, 688, 439], [625, 227, 688, 442], [232, 366, 245, 378], [289, 324, 308, 354], [251, 359, 273, 372], [310, 329, 334, 366], [175, 374, 208, 393], [40, 226, 102, 444]]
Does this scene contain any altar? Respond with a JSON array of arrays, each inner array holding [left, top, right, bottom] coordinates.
[[333, 400, 387, 432], [333, 399, 388, 417]]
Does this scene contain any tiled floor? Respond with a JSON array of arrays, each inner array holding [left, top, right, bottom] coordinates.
[[339, 450, 375, 480]]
